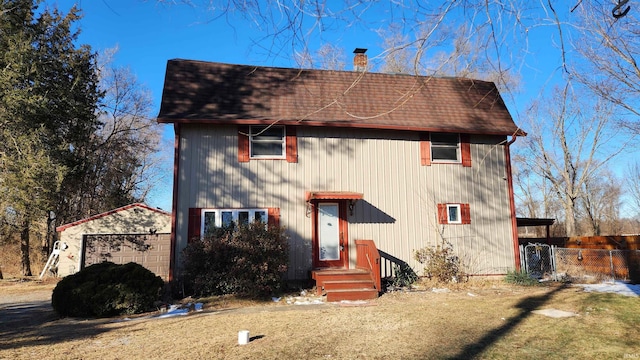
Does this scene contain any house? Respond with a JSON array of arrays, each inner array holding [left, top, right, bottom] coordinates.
[[157, 52, 524, 300], [54, 203, 172, 281]]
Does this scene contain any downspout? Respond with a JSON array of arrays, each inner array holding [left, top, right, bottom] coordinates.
[[168, 122, 181, 282], [505, 135, 521, 270]]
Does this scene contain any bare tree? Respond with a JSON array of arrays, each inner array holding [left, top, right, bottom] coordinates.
[[58, 48, 166, 224], [626, 162, 640, 218], [295, 43, 347, 70], [581, 170, 622, 235], [378, 26, 414, 74], [571, 1, 640, 131], [520, 83, 630, 236], [513, 156, 558, 219]]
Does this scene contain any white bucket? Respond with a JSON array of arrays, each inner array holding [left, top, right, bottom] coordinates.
[[238, 330, 250, 345]]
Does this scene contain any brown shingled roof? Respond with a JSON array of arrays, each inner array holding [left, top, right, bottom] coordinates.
[[157, 59, 521, 135]]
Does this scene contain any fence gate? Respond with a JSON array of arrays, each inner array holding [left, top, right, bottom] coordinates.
[[521, 243, 555, 279]]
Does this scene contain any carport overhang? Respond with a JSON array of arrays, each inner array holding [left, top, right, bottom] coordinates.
[[517, 217, 556, 243]]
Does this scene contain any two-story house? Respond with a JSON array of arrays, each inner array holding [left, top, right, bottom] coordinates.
[[157, 53, 523, 300]]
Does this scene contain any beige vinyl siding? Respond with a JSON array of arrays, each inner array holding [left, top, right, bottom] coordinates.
[[176, 125, 515, 279], [57, 206, 171, 278]]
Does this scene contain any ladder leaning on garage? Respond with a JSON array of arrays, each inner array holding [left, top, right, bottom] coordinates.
[[39, 241, 64, 279]]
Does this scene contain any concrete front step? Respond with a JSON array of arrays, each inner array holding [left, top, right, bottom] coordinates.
[[325, 288, 379, 302]]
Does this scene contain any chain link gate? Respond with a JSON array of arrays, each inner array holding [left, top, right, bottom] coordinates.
[[521, 243, 556, 279]]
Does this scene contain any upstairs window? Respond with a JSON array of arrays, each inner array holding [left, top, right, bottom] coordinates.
[[250, 126, 285, 159], [431, 132, 460, 162], [420, 132, 471, 167], [238, 125, 297, 163]]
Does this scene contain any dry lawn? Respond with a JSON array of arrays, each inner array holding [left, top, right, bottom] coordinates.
[[0, 279, 639, 360]]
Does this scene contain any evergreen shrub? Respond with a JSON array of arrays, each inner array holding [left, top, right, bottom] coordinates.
[[51, 262, 163, 317], [181, 222, 289, 298]]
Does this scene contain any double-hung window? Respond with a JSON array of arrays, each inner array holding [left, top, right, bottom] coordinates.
[[431, 132, 460, 163], [250, 126, 285, 159], [421, 132, 471, 167], [201, 208, 267, 236]]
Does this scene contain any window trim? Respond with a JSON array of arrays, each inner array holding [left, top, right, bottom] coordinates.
[[437, 203, 471, 225], [420, 132, 472, 167], [200, 208, 268, 236], [188, 207, 280, 242], [446, 204, 462, 224], [250, 125, 286, 159], [238, 125, 297, 163], [430, 132, 461, 163]]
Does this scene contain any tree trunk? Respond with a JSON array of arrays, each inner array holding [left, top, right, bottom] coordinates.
[[20, 219, 32, 276], [564, 199, 578, 237]]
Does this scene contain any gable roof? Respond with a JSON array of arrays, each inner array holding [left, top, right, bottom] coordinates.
[[157, 59, 522, 136], [56, 203, 170, 232]]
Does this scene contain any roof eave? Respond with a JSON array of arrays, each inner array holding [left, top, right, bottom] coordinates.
[[156, 117, 521, 136]]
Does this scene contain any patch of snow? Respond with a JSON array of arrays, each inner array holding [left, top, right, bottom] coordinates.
[[157, 305, 189, 318], [431, 288, 450, 293], [285, 295, 325, 305], [339, 300, 368, 305], [578, 281, 640, 297], [292, 298, 325, 305], [154, 303, 203, 319], [532, 309, 578, 318]]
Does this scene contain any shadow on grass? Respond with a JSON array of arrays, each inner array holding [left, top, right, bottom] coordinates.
[[0, 300, 125, 351], [449, 284, 569, 359]]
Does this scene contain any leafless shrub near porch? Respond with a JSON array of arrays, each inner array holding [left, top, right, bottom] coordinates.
[[414, 240, 467, 283]]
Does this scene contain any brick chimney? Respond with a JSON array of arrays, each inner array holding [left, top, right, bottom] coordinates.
[[353, 48, 367, 72]]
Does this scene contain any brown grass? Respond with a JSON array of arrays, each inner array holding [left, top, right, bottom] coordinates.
[[1, 279, 639, 360]]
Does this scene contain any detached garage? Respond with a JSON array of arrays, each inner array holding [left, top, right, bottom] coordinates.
[[55, 203, 172, 281]]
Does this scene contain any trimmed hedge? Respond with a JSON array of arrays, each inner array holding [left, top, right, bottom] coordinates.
[[52, 262, 164, 318]]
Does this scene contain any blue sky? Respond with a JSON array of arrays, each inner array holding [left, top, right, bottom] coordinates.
[[50, 0, 298, 210], [44, 1, 635, 216]]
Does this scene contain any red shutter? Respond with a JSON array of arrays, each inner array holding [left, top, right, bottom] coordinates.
[[420, 132, 431, 166], [238, 126, 250, 163], [437, 203, 448, 224], [461, 134, 472, 167], [286, 126, 298, 163], [188, 208, 202, 243], [461, 203, 471, 224], [268, 208, 280, 227]]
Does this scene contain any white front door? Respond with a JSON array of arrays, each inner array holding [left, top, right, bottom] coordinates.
[[315, 202, 348, 268], [319, 203, 340, 261]]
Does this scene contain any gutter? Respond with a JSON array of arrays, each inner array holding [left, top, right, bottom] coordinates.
[[168, 122, 181, 282], [505, 134, 521, 270]]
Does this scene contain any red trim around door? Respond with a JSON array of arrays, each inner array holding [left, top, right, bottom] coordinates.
[[311, 200, 349, 269]]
